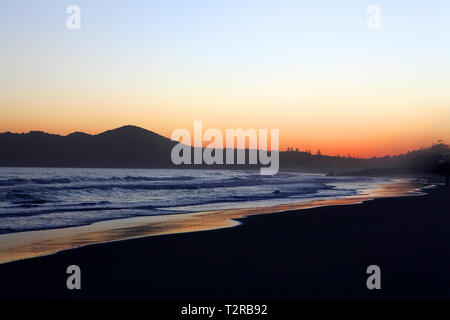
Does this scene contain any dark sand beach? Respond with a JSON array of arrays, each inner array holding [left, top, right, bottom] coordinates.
[[0, 184, 449, 300]]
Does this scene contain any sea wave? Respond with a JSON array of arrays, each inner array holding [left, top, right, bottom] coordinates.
[[0, 175, 195, 187], [0, 168, 385, 234]]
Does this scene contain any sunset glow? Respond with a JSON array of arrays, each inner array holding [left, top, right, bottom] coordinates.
[[1, 0, 450, 158]]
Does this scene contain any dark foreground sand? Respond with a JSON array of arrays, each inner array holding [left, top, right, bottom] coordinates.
[[0, 185, 449, 300]]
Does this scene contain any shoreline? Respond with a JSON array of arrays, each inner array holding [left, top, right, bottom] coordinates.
[[0, 179, 448, 299], [0, 177, 426, 265]]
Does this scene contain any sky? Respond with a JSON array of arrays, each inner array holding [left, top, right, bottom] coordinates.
[[1, 0, 450, 157]]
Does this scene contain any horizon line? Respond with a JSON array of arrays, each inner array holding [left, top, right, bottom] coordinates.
[[1, 124, 448, 161]]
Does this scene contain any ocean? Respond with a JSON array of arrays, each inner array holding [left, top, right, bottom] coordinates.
[[0, 167, 388, 234]]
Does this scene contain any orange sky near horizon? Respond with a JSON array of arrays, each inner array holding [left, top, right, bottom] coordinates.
[[2, 69, 449, 158], [1, 112, 447, 159]]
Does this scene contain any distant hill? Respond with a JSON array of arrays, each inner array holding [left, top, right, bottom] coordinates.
[[281, 143, 450, 175], [0, 125, 448, 174], [0, 125, 177, 168]]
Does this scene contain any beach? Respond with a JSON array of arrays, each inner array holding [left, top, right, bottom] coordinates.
[[0, 168, 407, 264], [1, 181, 449, 300], [3, 0, 450, 305]]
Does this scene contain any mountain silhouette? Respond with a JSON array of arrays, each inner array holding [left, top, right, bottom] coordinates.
[[0, 125, 177, 168], [0, 125, 448, 174]]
